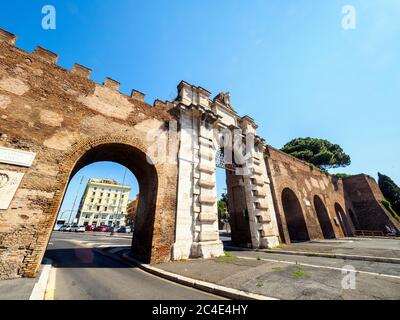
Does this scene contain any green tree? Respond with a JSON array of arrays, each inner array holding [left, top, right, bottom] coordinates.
[[218, 192, 229, 220], [281, 137, 351, 170], [378, 173, 400, 214]]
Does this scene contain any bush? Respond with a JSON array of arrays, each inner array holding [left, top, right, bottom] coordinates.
[[381, 199, 400, 222], [393, 200, 400, 215], [378, 173, 400, 212], [334, 173, 352, 179]]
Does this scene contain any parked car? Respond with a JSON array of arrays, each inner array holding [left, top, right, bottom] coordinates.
[[94, 225, 109, 232], [85, 225, 94, 232], [54, 221, 66, 231], [117, 226, 132, 233], [71, 224, 85, 233], [59, 224, 71, 232]]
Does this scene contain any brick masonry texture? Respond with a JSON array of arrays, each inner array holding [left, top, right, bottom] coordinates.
[[0, 28, 398, 280], [0, 36, 177, 279], [265, 146, 399, 243]]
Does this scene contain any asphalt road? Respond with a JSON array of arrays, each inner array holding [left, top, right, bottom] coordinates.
[[45, 232, 224, 300]]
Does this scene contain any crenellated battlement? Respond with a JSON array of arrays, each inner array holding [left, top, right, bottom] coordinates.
[[71, 63, 92, 79], [103, 77, 120, 91], [32, 46, 58, 64], [0, 28, 17, 45], [0, 27, 146, 103], [1, 27, 254, 126]]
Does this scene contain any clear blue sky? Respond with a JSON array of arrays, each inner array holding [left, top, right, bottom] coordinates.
[[1, 1, 399, 214]]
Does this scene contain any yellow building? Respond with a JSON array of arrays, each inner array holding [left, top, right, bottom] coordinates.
[[76, 178, 131, 227], [126, 194, 139, 226]]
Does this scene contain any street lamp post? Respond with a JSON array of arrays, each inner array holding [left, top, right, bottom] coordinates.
[[110, 168, 127, 236], [66, 176, 85, 225], [57, 210, 75, 225]]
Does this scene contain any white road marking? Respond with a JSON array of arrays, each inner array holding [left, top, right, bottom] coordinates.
[[237, 255, 400, 280], [65, 239, 126, 249]]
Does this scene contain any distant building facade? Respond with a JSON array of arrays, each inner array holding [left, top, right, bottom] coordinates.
[[127, 194, 139, 226], [76, 179, 131, 227]]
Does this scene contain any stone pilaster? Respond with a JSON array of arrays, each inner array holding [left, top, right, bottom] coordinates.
[[172, 109, 196, 260], [173, 82, 223, 260], [192, 113, 223, 258], [238, 117, 280, 248]]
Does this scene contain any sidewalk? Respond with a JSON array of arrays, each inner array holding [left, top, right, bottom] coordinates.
[[100, 246, 400, 300], [220, 232, 400, 261], [264, 238, 400, 260], [0, 259, 53, 300], [0, 277, 37, 300], [153, 253, 400, 300]]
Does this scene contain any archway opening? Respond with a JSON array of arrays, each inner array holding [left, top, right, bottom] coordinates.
[[281, 188, 310, 242], [216, 167, 231, 245], [56, 162, 139, 230], [313, 195, 335, 239], [47, 161, 138, 266], [48, 143, 158, 264], [334, 203, 352, 237], [348, 209, 359, 230], [225, 169, 252, 247], [215, 147, 252, 248]]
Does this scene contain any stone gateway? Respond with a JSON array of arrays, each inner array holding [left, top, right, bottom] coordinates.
[[0, 28, 398, 280]]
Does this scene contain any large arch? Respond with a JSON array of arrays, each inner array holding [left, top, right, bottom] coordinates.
[[281, 188, 310, 242], [23, 135, 173, 277], [334, 203, 352, 237], [313, 195, 335, 239]]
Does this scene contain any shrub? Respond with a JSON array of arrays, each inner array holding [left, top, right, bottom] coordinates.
[[381, 199, 400, 222]]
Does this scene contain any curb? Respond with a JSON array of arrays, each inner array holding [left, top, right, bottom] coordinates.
[[120, 252, 277, 301], [224, 245, 400, 264], [353, 236, 400, 241], [264, 250, 400, 264], [29, 258, 53, 300], [94, 247, 277, 300]]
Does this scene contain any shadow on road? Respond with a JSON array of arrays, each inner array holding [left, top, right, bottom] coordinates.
[[45, 247, 132, 269]]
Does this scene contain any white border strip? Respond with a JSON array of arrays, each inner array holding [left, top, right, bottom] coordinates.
[[29, 258, 53, 300]]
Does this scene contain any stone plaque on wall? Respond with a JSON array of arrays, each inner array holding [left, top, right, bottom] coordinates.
[[0, 146, 36, 167], [0, 170, 24, 210]]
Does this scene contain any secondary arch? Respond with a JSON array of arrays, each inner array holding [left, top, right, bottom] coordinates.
[[281, 188, 310, 242], [334, 203, 352, 237], [313, 195, 335, 239]]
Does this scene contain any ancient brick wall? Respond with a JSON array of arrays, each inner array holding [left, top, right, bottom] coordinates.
[[343, 175, 400, 233], [1, 27, 397, 281], [0, 30, 178, 279], [265, 146, 355, 243]]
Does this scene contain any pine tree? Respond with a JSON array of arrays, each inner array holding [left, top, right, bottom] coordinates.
[[281, 137, 351, 170]]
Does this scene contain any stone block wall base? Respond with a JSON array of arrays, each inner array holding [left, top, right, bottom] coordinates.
[[172, 241, 192, 260], [191, 240, 224, 259], [260, 236, 280, 249]]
